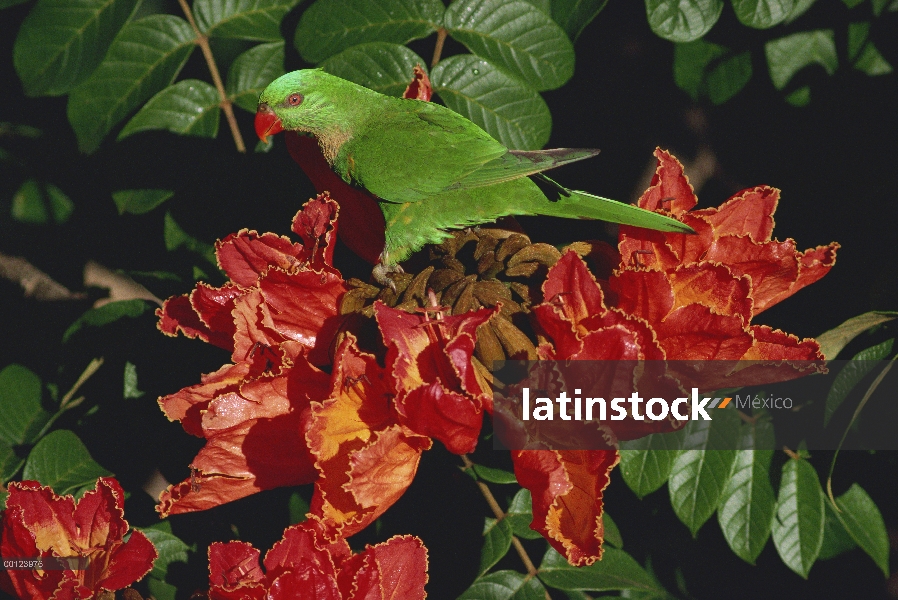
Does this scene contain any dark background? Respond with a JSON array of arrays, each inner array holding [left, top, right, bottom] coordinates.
[[1, 0, 897, 598]]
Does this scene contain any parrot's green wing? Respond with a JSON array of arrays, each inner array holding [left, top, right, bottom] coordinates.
[[446, 148, 601, 191]]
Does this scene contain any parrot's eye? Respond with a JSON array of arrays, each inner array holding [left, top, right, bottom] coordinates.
[[287, 93, 303, 106]]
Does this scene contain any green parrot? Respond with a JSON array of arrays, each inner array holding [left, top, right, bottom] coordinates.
[[254, 69, 692, 283]]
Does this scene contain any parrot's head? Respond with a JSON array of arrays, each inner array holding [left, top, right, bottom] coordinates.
[[255, 69, 368, 143]]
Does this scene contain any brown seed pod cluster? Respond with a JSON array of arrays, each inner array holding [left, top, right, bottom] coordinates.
[[339, 227, 566, 369]]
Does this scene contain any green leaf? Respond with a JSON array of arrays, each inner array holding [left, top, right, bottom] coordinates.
[[618, 428, 685, 498], [771, 458, 824, 578], [872, 0, 893, 15], [551, 0, 609, 41], [784, 0, 817, 22], [226, 41, 285, 112], [67, 14, 196, 153], [141, 522, 190, 580], [731, 0, 795, 28], [506, 488, 542, 540], [63, 299, 150, 343], [668, 407, 740, 536], [480, 517, 514, 577], [112, 188, 174, 215], [815, 311, 897, 360], [645, 0, 723, 42], [321, 42, 427, 97], [432, 54, 551, 150], [538, 547, 664, 593], [833, 484, 890, 577], [0, 490, 7, 510], [765, 29, 837, 90], [118, 79, 221, 141], [473, 464, 518, 484], [458, 570, 547, 600], [11, 179, 74, 224], [847, 22, 893, 76], [0, 0, 32, 8], [825, 338, 894, 426], [23, 429, 113, 496], [444, 0, 574, 91], [164, 211, 218, 267], [717, 419, 776, 564], [288, 490, 310, 523], [673, 40, 752, 104], [602, 512, 623, 549], [147, 578, 178, 600], [0, 442, 24, 482], [0, 364, 51, 446], [194, 0, 300, 41], [818, 500, 857, 560], [123, 361, 145, 399], [13, 0, 140, 96], [295, 0, 444, 63]]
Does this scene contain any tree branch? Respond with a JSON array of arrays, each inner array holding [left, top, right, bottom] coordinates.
[[177, 0, 246, 153], [431, 27, 448, 68], [461, 455, 548, 598]]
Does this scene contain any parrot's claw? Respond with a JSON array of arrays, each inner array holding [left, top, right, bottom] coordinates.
[[373, 262, 404, 291]]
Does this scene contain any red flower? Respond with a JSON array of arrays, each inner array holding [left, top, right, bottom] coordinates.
[[206, 516, 428, 599], [0, 478, 157, 599], [374, 302, 495, 455], [516, 148, 839, 566], [156, 195, 346, 516]]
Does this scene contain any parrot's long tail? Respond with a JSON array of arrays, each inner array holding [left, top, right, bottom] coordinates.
[[531, 175, 694, 234]]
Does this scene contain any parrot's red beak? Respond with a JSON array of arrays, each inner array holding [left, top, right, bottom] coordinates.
[[255, 103, 283, 143]]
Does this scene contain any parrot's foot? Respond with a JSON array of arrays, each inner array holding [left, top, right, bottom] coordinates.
[[372, 261, 404, 291]]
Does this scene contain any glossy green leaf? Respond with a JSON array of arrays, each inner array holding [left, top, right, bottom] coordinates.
[[444, 0, 574, 91], [784, 0, 817, 22], [0, 442, 23, 482], [63, 299, 151, 343], [833, 484, 890, 577], [164, 211, 218, 267], [732, 0, 795, 28], [674, 40, 752, 104], [458, 570, 547, 600], [119, 79, 221, 141], [23, 429, 113, 496], [551, 0, 609, 41], [818, 500, 857, 560], [321, 42, 427, 97], [618, 428, 685, 498], [538, 547, 663, 593], [147, 577, 178, 600], [123, 361, 145, 399], [506, 488, 542, 539], [871, 0, 893, 15], [226, 41, 285, 112], [473, 464, 518, 484], [112, 188, 174, 215], [480, 517, 514, 577], [0, 364, 51, 446], [432, 54, 551, 150], [141, 522, 190, 580], [295, 0, 444, 63], [825, 339, 894, 426], [668, 407, 740, 536], [0, 490, 7, 510], [645, 0, 723, 42], [13, 0, 139, 96], [772, 458, 824, 578], [288, 490, 310, 523], [602, 512, 623, 549], [717, 419, 775, 564], [194, 0, 300, 41], [67, 15, 196, 153], [11, 179, 74, 224], [847, 22, 893, 76], [765, 29, 837, 90], [815, 311, 897, 360]]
